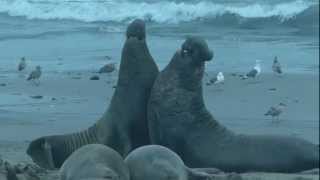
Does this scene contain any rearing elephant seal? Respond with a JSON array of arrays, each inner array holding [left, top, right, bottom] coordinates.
[[27, 19, 159, 169], [147, 36, 319, 173], [60, 144, 129, 180]]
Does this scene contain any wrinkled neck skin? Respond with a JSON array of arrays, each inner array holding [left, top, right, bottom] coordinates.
[[169, 51, 204, 93], [97, 37, 158, 154], [167, 51, 227, 132], [117, 38, 158, 88]]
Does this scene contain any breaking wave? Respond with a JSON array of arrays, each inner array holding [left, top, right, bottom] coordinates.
[[0, 0, 317, 25]]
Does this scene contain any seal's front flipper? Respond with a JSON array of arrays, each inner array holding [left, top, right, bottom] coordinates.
[[192, 168, 223, 175], [26, 137, 57, 169], [188, 168, 212, 180]]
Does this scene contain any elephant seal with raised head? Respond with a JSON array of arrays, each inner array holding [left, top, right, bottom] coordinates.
[[125, 145, 226, 180], [27, 19, 159, 169], [147, 36, 319, 173], [60, 144, 129, 180]]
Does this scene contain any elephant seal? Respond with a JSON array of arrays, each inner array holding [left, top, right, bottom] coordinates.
[[125, 145, 225, 180], [60, 144, 129, 180], [27, 19, 159, 169], [147, 36, 319, 173]]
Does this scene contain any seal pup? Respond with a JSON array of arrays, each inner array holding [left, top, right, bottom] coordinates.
[[27, 19, 159, 169], [272, 56, 282, 75], [60, 144, 129, 180], [147, 36, 319, 173], [27, 66, 41, 85], [264, 102, 286, 121], [125, 145, 227, 180], [18, 57, 27, 72]]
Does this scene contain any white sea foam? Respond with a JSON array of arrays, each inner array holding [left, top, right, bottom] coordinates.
[[0, 0, 314, 23]]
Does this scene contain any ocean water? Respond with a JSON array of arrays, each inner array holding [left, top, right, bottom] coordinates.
[[0, 0, 318, 73]]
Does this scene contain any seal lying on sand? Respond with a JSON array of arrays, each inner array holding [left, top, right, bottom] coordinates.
[[27, 19, 159, 169], [147, 36, 319, 173], [125, 145, 225, 180], [60, 144, 129, 180]]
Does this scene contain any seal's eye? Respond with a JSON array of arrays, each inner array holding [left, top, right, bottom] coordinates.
[[182, 47, 193, 58], [183, 49, 188, 54], [181, 49, 188, 58]]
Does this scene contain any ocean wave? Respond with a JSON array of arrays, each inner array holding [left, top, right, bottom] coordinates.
[[0, 0, 316, 24]]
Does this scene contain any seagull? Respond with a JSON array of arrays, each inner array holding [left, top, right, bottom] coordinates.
[[272, 56, 282, 75], [244, 60, 261, 79], [27, 66, 42, 85], [18, 57, 27, 71], [207, 72, 224, 85], [264, 102, 287, 121]]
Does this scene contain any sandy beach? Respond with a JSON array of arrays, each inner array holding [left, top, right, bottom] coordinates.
[[0, 32, 318, 179], [0, 67, 319, 179]]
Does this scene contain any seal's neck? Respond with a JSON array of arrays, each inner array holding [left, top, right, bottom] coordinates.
[[169, 51, 205, 92], [118, 39, 158, 86]]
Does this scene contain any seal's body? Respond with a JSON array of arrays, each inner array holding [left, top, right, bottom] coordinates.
[[60, 144, 129, 180], [125, 145, 217, 180], [27, 19, 159, 169], [148, 36, 319, 173]]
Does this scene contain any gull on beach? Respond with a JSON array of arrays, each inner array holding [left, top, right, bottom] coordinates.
[[264, 102, 287, 121], [272, 56, 282, 75], [207, 72, 224, 85], [18, 57, 27, 71], [27, 66, 42, 85], [247, 60, 261, 77], [243, 60, 261, 79]]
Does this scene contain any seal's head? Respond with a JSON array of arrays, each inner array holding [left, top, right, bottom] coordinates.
[[174, 36, 213, 77], [126, 19, 146, 40], [169, 36, 213, 90], [181, 36, 213, 64], [119, 18, 158, 85], [60, 144, 129, 180]]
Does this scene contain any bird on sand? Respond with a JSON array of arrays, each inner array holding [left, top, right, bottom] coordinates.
[[207, 72, 224, 85], [272, 56, 282, 75], [27, 66, 42, 85], [264, 102, 287, 121], [243, 60, 261, 79], [18, 57, 27, 71], [98, 63, 116, 73]]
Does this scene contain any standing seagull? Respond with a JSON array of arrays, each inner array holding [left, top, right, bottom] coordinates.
[[18, 57, 27, 71], [244, 60, 261, 79], [27, 66, 42, 85], [264, 102, 287, 121], [207, 72, 224, 85], [272, 56, 282, 75]]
